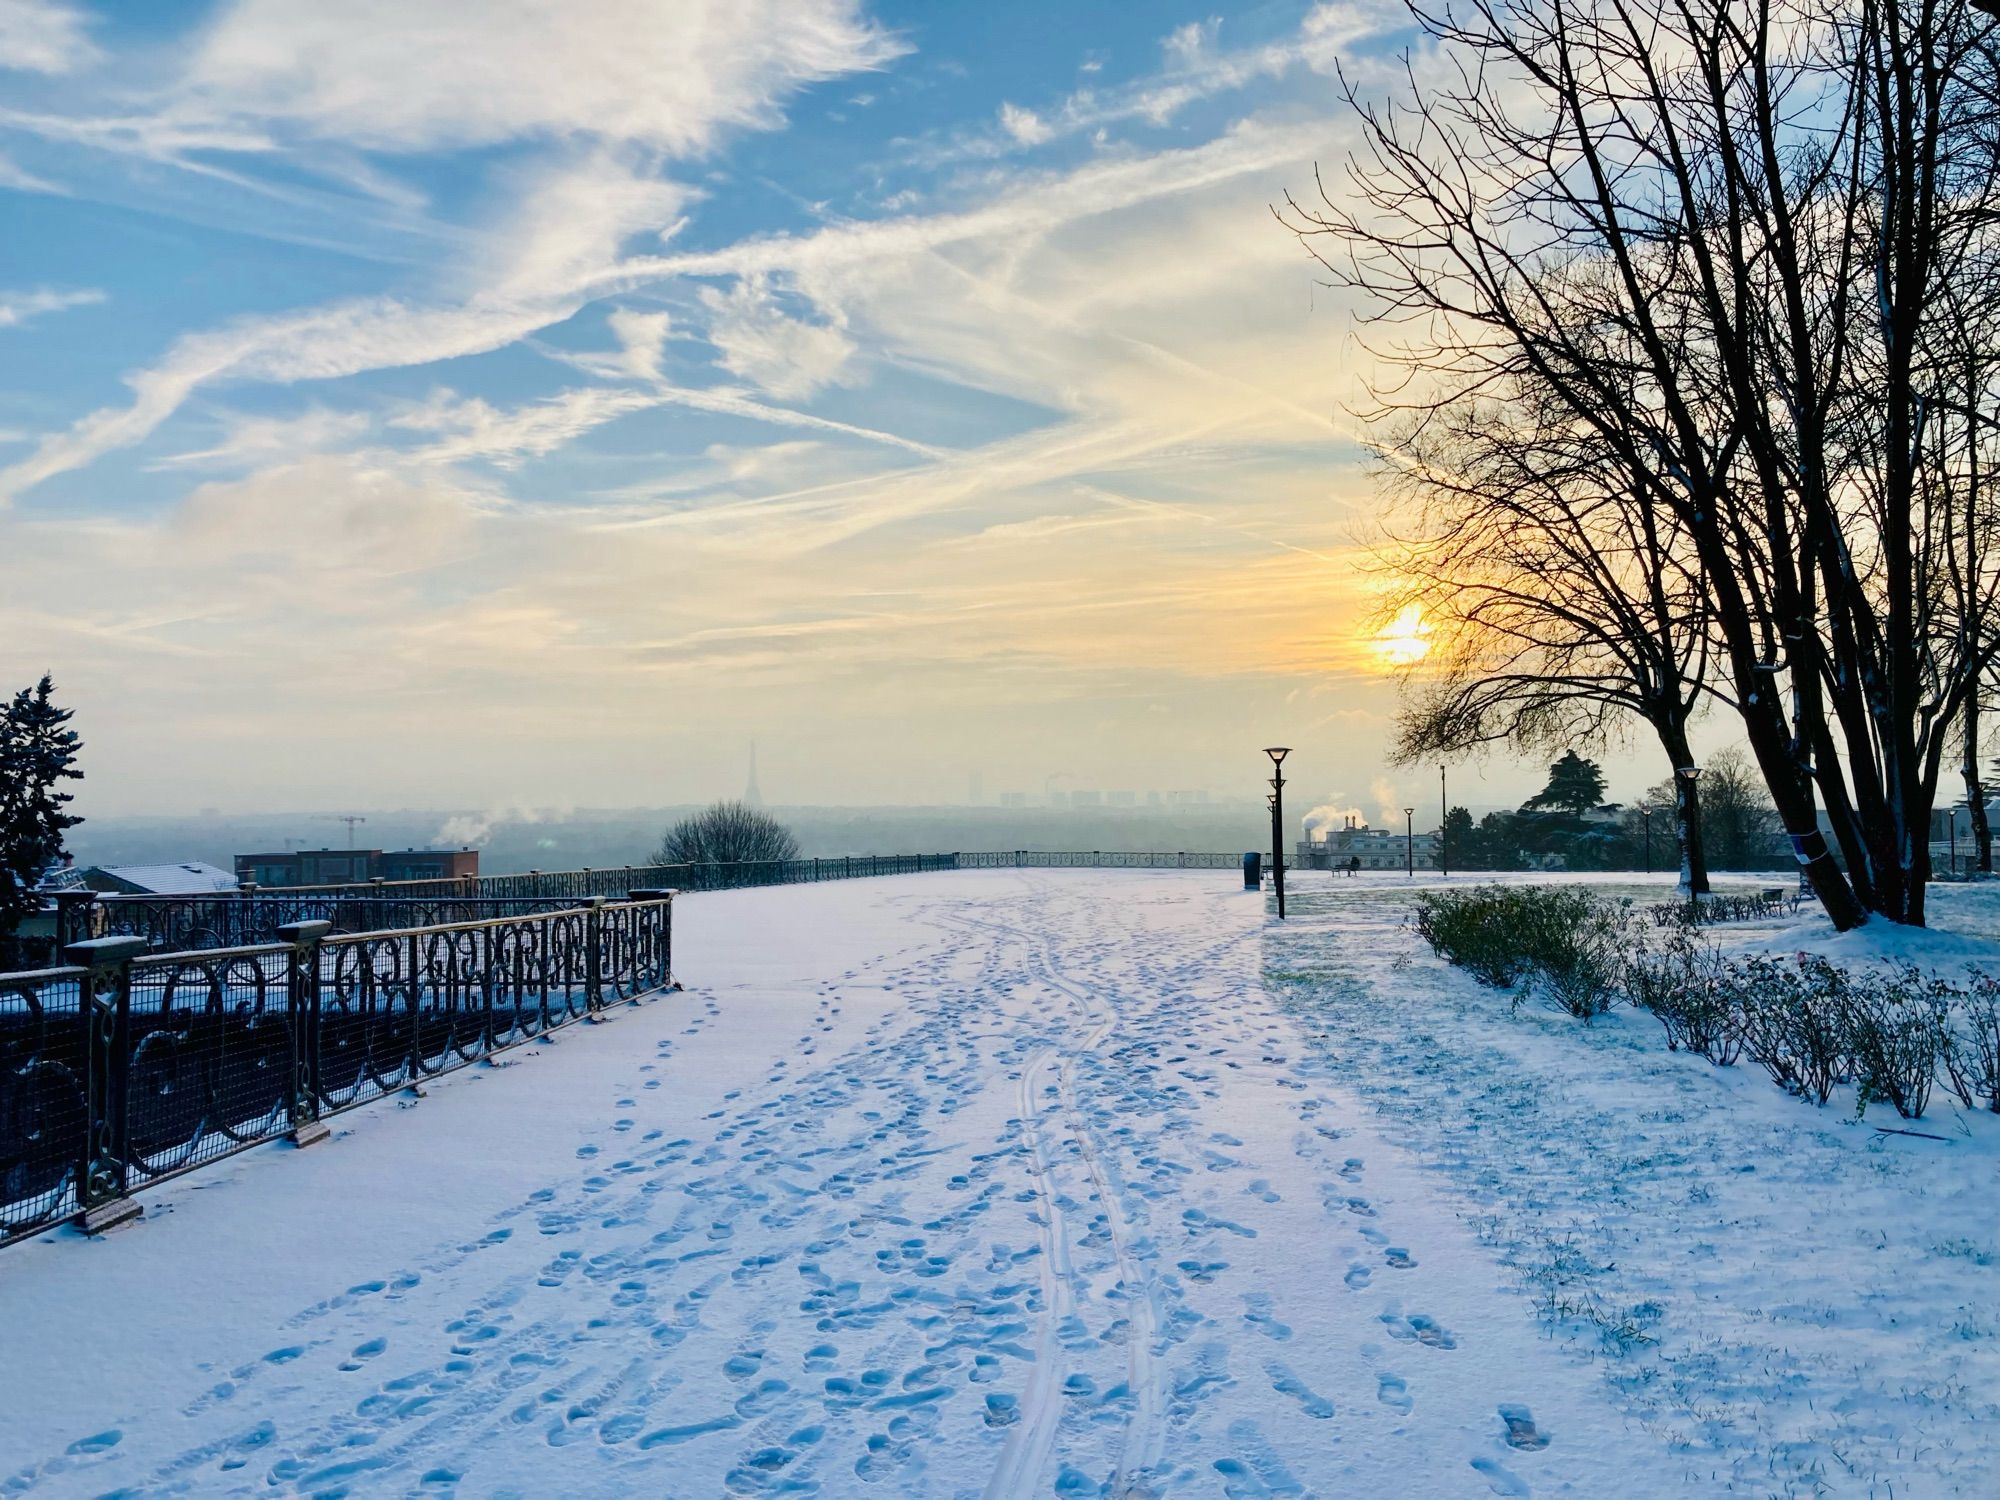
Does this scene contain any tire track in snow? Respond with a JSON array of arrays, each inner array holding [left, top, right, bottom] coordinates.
[[948, 903, 1170, 1497], [982, 1038, 1073, 1500]]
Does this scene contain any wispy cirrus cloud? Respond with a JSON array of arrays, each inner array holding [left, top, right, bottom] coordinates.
[[0, 0, 100, 75], [0, 283, 101, 327], [181, 0, 905, 153]]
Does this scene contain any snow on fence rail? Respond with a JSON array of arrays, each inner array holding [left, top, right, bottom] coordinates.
[[0, 895, 674, 1249]]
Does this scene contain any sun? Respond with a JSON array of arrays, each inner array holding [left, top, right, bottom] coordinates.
[[1372, 604, 1433, 668]]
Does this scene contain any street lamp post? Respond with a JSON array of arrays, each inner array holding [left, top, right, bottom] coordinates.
[[1641, 806, 1653, 875], [1264, 747, 1292, 919], [1950, 807, 1960, 879], [1404, 806, 1416, 877]]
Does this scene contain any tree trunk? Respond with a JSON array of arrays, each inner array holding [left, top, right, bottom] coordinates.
[[1659, 728, 1710, 896]]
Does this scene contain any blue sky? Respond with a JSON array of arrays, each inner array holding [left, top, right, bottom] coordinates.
[[0, 0, 1673, 820]]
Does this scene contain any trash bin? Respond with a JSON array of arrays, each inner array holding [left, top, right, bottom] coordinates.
[[1242, 852, 1262, 890]]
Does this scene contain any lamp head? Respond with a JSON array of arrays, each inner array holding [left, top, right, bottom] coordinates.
[[1263, 746, 1292, 766], [1678, 765, 1702, 781]]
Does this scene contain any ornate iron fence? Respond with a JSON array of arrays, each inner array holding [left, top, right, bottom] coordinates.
[[66, 892, 586, 954], [0, 895, 674, 1248]]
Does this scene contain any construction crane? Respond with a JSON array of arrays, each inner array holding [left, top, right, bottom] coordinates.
[[316, 813, 368, 848]]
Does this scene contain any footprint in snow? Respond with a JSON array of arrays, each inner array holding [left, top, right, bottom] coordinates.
[[1380, 1312, 1457, 1349], [1471, 1456, 1532, 1496], [1384, 1246, 1417, 1270], [1376, 1373, 1413, 1413], [1498, 1404, 1550, 1450]]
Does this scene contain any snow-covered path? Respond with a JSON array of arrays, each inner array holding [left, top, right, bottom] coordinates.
[[2, 872, 1691, 1497]]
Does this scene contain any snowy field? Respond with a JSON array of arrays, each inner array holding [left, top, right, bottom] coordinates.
[[0, 870, 1993, 1498]]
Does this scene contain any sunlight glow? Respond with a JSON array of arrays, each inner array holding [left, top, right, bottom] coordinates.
[[1372, 604, 1432, 668]]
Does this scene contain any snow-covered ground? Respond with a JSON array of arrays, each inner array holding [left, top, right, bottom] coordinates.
[[1270, 870, 2000, 1498], [0, 870, 1991, 1497]]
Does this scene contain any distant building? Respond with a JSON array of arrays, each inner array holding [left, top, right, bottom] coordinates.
[[1070, 790, 1103, 808], [1300, 821, 1437, 872], [1108, 790, 1136, 807], [81, 861, 240, 895], [998, 792, 1028, 808], [234, 848, 479, 887]]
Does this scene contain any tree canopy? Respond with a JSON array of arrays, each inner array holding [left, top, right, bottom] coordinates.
[[0, 675, 83, 938], [653, 801, 800, 866]]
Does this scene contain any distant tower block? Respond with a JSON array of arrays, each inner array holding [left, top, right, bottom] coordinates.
[[745, 741, 764, 808]]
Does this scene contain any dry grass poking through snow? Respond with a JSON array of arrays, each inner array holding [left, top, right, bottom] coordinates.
[[1267, 873, 2000, 1498]]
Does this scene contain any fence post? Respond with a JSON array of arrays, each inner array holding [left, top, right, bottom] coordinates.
[[277, 920, 332, 1146], [406, 926, 425, 1094], [583, 897, 608, 1020], [627, 890, 676, 994], [65, 935, 147, 1233]]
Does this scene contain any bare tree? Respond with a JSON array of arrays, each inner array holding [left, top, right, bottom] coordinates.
[[1373, 372, 1717, 892], [1283, 0, 2000, 926], [653, 802, 800, 865]]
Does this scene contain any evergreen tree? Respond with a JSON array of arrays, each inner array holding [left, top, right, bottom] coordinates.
[[0, 675, 84, 938], [1521, 751, 1606, 816], [1440, 806, 1476, 870]]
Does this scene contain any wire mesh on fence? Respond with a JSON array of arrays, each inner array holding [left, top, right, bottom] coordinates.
[[0, 964, 87, 1242]]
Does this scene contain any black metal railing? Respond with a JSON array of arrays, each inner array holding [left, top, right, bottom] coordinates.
[[954, 850, 1246, 870], [0, 895, 674, 1248], [69, 892, 588, 954]]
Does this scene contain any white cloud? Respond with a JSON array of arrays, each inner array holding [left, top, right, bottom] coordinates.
[[999, 102, 1052, 146], [1163, 18, 1221, 67], [0, 0, 99, 74], [0, 153, 688, 505], [184, 0, 903, 153], [607, 309, 672, 382], [700, 275, 857, 401], [391, 386, 657, 468], [171, 453, 480, 579], [475, 153, 689, 301], [156, 405, 371, 469], [0, 147, 61, 192], [0, 284, 101, 327]]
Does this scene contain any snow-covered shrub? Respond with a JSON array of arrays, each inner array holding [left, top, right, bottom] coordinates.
[[1525, 895, 1627, 1020], [1728, 955, 1851, 1105], [1840, 967, 1952, 1120], [1623, 928, 1742, 1064], [1413, 885, 1628, 1018], [1943, 970, 2000, 1114], [1412, 885, 1539, 987]]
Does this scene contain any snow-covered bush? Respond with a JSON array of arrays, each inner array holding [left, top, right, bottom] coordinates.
[[1943, 971, 2000, 1114], [1412, 885, 1540, 987], [1840, 967, 1953, 1120], [1528, 896, 1627, 1019], [1413, 885, 1628, 1018], [1728, 955, 1851, 1105], [1623, 928, 1742, 1064]]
